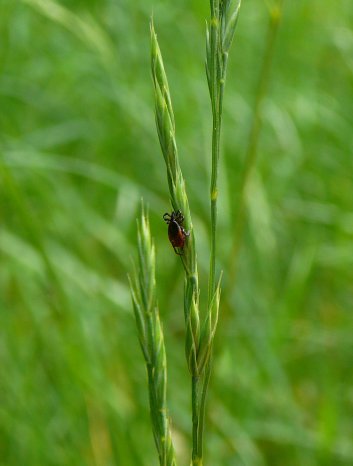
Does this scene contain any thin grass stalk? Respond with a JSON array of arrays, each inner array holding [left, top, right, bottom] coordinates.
[[129, 206, 177, 466], [196, 358, 212, 459], [207, 0, 241, 303], [192, 1, 241, 463]]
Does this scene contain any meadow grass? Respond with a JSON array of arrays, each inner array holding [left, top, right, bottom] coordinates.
[[1, 0, 353, 465], [132, 4, 240, 463]]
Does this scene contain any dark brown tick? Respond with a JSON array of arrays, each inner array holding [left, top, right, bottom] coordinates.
[[163, 210, 190, 255]]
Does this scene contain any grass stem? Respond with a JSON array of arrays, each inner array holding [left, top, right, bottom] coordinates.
[[191, 376, 200, 464]]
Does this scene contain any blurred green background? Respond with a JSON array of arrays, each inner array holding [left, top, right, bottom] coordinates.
[[1, 0, 353, 464]]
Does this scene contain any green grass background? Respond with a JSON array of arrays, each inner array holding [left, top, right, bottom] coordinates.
[[1, 0, 353, 465]]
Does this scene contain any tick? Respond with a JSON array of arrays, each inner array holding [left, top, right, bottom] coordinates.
[[163, 210, 190, 255]]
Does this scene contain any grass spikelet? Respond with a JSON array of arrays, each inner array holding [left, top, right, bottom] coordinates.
[[150, 18, 200, 384], [150, 20, 197, 278], [129, 204, 177, 466]]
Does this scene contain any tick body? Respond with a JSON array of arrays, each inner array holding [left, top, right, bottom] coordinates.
[[163, 210, 190, 255]]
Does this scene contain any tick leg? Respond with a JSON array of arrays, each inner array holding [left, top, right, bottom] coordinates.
[[163, 213, 171, 222], [175, 212, 184, 223]]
